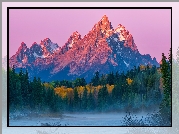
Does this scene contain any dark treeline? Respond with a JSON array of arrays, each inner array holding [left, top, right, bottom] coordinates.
[[9, 68, 61, 112], [9, 65, 163, 113]]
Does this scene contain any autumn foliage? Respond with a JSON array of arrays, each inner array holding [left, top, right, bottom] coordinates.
[[9, 63, 164, 112], [54, 84, 115, 99]]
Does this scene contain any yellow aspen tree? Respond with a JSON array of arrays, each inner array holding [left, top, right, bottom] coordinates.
[[106, 84, 114, 93], [126, 78, 133, 85]]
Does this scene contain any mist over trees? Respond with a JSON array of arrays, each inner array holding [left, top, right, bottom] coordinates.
[[9, 64, 163, 113]]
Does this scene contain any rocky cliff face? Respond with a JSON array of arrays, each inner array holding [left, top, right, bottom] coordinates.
[[9, 15, 159, 82]]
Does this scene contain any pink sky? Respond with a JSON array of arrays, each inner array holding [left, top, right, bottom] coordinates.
[[9, 9, 171, 62]]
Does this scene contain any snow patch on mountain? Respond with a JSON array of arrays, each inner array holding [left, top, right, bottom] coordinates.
[[123, 60, 129, 67], [114, 38, 118, 42], [33, 52, 46, 58], [68, 40, 74, 48], [50, 43, 59, 51]]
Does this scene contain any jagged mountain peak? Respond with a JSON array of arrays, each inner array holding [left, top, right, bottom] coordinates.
[[21, 41, 26, 46], [101, 14, 108, 19], [62, 31, 82, 52], [70, 31, 82, 41], [114, 24, 137, 51], [42, 38, 52, 43], [89, 15, 114, 39], [17, 42, 27, 54], [19, 42, 27, 49], [96, 14, 112, 31], [9, 15, 159, 82], [32, 42, 38, 46], [100, 14, 110, 24], [72, 31, 81, 36]]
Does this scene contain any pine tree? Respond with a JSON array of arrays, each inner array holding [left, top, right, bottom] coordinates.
[[74, 78, 87, 87], [160, 53, 171, 107], [40, 84, 46, 110], [97, 86, 108, 111], [18, 68, 24, 108], [50, 91, 59, 112], [100, 74, 106, 86], [9, 67, 15, 108], [15, 76, 23, 109], [9, 67, 24, 110], [28, 81, 34, 109], [31, 77, 43, 109], [87, 90, 95, 111], [112, 84, 123, 104], [23, 70, 30, 107], [159, 51, 172, 125], [114, 71, 120, 84], [107, 72, 115, 85], [82, 87, 88, 110], [73, 88, 79, 110], [91, 71, 100, 86], [80, 78, 87, 87]]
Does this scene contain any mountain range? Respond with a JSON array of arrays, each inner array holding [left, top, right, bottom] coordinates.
[[9, 15, 159, 82]]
